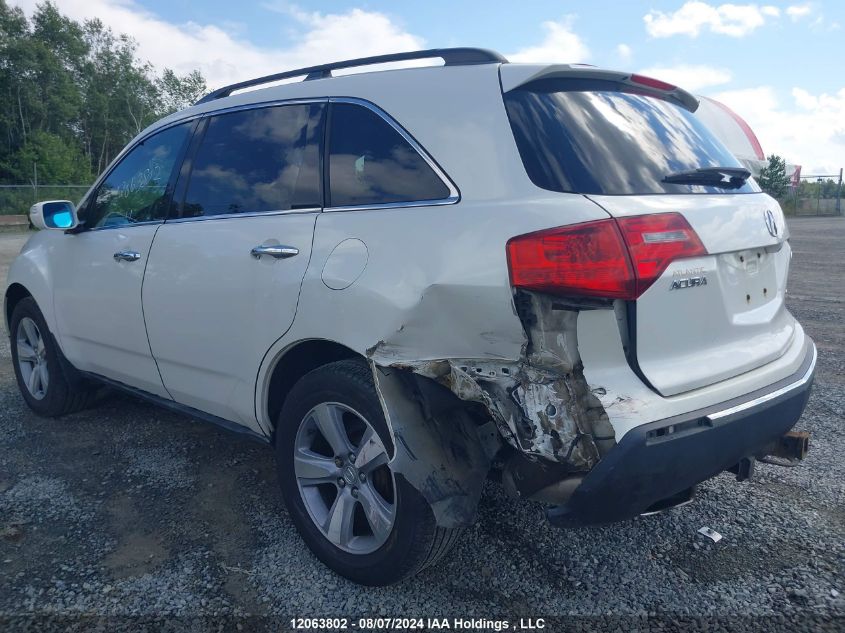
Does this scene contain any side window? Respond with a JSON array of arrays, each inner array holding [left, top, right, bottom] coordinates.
[[327, 103, 451, 207], [180, 103, 323, 218], [85, 123, 191, 229]]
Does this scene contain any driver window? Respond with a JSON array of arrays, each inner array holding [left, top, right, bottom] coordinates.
[[85, 122, 192, 229]]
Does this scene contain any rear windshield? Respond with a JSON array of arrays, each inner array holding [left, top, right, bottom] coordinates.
[[503, 78, 760, 195]]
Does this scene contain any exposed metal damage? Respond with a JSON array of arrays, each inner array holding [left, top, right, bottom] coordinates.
[[370, 364, 500, 528], [368, 290, 617, 525]]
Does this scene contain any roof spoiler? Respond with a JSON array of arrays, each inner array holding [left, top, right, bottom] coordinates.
[[500, 64, 699, 112]]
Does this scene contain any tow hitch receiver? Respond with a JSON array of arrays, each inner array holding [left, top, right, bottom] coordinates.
[[764, 430, 811, 461], [730, 431, 810, 479]]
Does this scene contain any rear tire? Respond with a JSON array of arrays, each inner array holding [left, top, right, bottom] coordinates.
[[9, 297, 94, 417], [275, 358, 460, 585]]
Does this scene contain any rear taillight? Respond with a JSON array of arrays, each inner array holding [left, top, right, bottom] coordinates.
[[507, 219, 635, 299], [506, 213, 706, 300], [616, 213, 707, 296]]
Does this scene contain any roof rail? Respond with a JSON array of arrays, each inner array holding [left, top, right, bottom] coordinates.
[[195, 47, 508, 105]]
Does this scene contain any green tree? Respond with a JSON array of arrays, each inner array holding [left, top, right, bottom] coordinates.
[[0, 0, 206, 191], [757, 154, 790, 199], [0, 2, 39, 153], [156, 69, 207, 116], [0, 129, 91, 183], [79, 19, 160, 173], [29, 2, 86, 136]]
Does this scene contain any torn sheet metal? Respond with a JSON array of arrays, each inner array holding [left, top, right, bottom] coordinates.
[[371, 363, 499, 528], [369, 291, 615, 472], [401, 359, 611, 471]]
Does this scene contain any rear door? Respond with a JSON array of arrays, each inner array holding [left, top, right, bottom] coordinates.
[[503, 74, 794, 397], [142, 102, 324, 426]]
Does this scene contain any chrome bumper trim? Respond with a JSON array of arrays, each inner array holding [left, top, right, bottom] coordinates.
[[707, 344, 817, 422]]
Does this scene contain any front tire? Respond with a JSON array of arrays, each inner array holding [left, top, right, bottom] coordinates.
[[275, 359, 460, 585], [9, 297, 93, 417]]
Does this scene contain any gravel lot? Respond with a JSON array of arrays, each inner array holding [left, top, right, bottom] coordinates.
[[0, 218, 843, 630]]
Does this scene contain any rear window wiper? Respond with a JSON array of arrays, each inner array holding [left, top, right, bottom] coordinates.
[[662, 167, 751, 189]]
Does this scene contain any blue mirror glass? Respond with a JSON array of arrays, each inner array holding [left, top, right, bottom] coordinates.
[[42, 201, 76, 229], [52, 210, 73, 228]]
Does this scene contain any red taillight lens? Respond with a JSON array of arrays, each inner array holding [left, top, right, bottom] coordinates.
[[507, 219, 636, 299], [616, 213, 707, 296], [506, 214, 706, 300]]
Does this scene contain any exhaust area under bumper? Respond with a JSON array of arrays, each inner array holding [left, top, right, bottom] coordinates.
[[546, 340, 817, 528]]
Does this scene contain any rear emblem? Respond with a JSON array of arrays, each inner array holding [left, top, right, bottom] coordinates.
[[764, 210, 778, 237], [670, 276, 707, 290], [671, 267, 708, 291]]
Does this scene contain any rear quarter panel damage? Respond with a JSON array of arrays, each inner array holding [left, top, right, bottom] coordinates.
[[255, 200, 623, 524], [364, 296, 618, 526], [370, 291, 616, 477]]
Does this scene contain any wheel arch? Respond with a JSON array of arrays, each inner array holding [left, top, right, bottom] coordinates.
[[263, 338, 360, 437], [5, 235, 60, 338], [5, 282, 33, 332]]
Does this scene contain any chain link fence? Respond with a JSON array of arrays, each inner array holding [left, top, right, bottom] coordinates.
[[784, 170, 843, 217], [0, 184, 91, 216]]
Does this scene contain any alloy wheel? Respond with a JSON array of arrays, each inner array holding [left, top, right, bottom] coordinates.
[[294, 402, 396, 554], [16, 317, 49, 400]]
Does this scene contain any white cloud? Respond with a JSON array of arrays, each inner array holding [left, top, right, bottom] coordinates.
[[644, 2, 781, 38], [711, 85, 845, 173], [509, 16, 590, 63], [616, 43, 633, 63], [786, 4, 813, 20], [638, 64, 733, 91], [791, 87, 819, 109], [10, 0, 425, 89]]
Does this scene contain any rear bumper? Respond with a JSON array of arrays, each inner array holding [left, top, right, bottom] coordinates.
[[547, 340, 817, 527]]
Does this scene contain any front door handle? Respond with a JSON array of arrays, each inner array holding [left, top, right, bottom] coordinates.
[[113, 250, 141, 262], [250, 244, 299, 260]]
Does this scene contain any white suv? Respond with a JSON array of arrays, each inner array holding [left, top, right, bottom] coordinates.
[[5, 48, 816, 585]]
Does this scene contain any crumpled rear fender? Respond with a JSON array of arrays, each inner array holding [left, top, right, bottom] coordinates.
[[366, 293, 619, 527], [370, 362, 500, 528]]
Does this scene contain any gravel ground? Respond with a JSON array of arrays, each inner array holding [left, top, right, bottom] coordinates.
[[0, 219, 843, 631]]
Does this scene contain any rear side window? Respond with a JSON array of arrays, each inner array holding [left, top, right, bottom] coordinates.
[[180, 103, 323, 217], [504, 78, 760, 195], [327, 103, 451, 207]]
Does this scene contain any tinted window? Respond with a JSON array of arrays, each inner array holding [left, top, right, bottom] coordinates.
[[181, 103, 323, 217], [504, 79, 760, 195], [85, 123, 191, 228], [328, 103, 450, 207]]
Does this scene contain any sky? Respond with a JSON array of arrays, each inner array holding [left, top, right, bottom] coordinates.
[[12, 0, 845, 173]]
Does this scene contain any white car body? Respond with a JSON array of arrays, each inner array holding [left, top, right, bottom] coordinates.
[[6, 51, 815, 537]]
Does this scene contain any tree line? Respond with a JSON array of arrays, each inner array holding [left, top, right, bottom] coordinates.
[[0, 0, 207, 186], [758, 154, 842, 199]]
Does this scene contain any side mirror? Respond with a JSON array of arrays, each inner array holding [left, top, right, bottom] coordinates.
[[30, 200, 79, 231]]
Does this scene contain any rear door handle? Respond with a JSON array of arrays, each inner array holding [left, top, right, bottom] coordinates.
[[250, 244, 299, 260], [113, 250, 141, 262]]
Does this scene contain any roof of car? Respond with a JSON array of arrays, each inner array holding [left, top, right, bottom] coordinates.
[[124, 50, 698, 205]]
